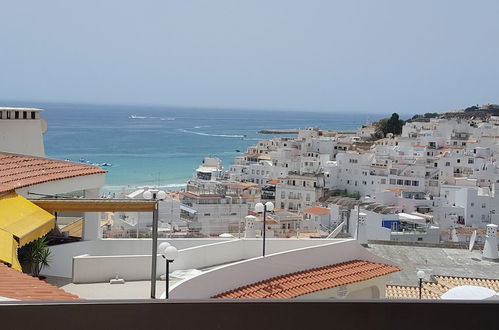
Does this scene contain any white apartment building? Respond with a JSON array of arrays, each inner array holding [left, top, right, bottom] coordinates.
[[275, 173, 325, 212]]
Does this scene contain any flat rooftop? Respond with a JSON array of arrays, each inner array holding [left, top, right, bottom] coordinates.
[[368, 243, 499, 286]]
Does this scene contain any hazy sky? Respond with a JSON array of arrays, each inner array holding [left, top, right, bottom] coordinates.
[[1, 0, 498, 113]]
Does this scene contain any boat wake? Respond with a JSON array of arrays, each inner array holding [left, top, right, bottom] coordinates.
[[178, 129, 245, 138]]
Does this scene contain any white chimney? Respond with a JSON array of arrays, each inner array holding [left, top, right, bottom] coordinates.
[[244, 215, 256, 238], [357, 212, 368, 246], [483, 224, 498, 260]]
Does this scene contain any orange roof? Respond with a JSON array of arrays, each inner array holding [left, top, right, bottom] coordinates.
[[0, 263, 80, 301], [387, 275, 499, 300], [0, 152, 106, 194], [303, 206, 330, 216], [267, 179, 280, 185], [386, 188, 406, 194], [213, 260, 400, 299]]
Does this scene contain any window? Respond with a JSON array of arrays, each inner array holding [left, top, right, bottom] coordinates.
[[471, 202, 474, 207], [389, 179, 396, 185], [397, 179, 403, 185], [468, 159, 474, 164], [203, 213, 210, 216], [281, 191, 285, 199], [482, 203, 486, 208], [405, 180, 411, 186], [306, 194, 310, 201], [470, 214, 474, 218], [445, 162, 450, 166], [23, 111, 27, 119], [457, 159, 460, 163], [412, 181, 419, 186], [417, 237, 423, 241], [381, 179, 386, 184], [15, 111, 19, 119], [31, 111, 36, 119]]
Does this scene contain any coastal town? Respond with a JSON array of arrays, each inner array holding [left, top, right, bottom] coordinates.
[[108, 105, 499, 249], [0, 105, 498, 305]]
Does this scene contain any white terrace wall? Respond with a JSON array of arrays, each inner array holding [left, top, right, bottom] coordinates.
[[69, 238, 345, 283], [44, 238, 232, 278], [169, 239, 396, 299]]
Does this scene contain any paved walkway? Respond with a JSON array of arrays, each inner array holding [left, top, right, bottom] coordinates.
[[368, 243, 499, 286]]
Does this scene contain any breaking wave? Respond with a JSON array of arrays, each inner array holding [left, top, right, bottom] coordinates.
[[129, 115, 175, 120]]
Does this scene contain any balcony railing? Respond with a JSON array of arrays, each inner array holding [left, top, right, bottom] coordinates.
[[0, 300, 496, 329]]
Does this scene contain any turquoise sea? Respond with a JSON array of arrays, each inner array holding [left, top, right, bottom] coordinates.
[[11, 102, 384, 191]]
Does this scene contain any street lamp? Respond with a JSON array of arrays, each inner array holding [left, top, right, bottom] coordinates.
[[254, 201, 274, 257], [417, 270, 425, 299], [144, 189, 167, 299], [159, 242, 178, 299]]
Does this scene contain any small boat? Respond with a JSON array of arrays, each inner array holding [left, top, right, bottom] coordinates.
[[101, 163, 112, 167], [235, 149, 240, 152]]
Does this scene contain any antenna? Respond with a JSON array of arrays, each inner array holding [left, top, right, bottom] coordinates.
[[468, 230, 477, 251]]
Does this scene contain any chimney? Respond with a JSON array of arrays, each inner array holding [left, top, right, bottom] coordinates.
[[483, 224, 498, 260], [244, 215, 256, 238], [357, 212, 368, 246]]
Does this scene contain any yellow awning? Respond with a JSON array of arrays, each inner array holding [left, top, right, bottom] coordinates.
[[0, 192, 55, 247], [0, 228, 21, 271]]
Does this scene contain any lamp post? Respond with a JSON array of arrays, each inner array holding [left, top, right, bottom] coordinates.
[[417, 270, 425, 300], [159, 242, 178, 299], [144, 189, 167, 299], [254, 201, 274, 257]]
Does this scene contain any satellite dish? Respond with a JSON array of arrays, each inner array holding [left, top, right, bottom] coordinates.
[[469, 230, 477, 251]]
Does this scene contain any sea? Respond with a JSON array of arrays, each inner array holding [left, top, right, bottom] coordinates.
[[15, 102, 385, 192]]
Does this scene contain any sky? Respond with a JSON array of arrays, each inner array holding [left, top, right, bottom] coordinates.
[[0, 0, 498, 114]]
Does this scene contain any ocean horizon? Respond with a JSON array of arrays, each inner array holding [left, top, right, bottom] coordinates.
[[3, 101, 385, 192]]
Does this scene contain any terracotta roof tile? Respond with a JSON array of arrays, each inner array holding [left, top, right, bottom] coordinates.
[[213, 260, 400, 299], [0, 263, 80, 301], [303, 206, 330, 216], [386, 275, 499, 300], [0, 152, 106, 194]]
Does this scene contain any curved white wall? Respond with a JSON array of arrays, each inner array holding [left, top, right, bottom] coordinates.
[[169, 239, 395, 299]]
